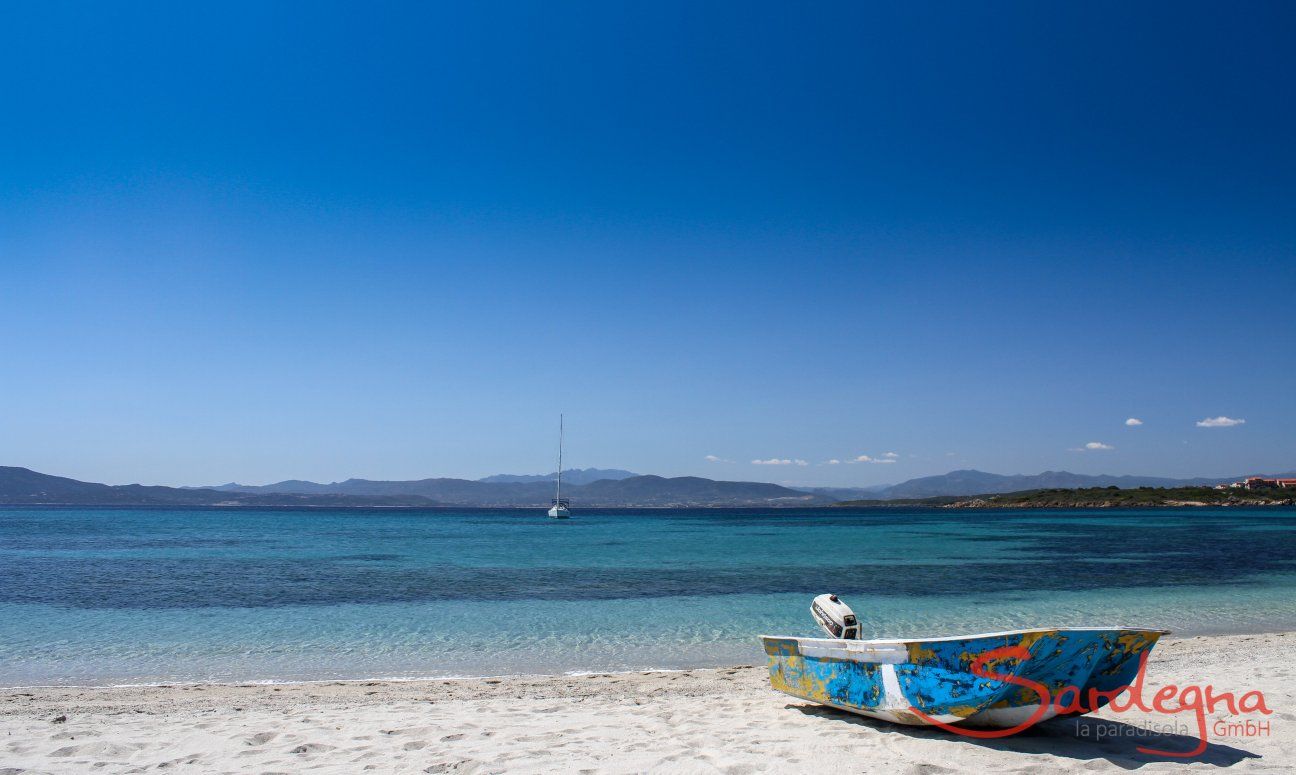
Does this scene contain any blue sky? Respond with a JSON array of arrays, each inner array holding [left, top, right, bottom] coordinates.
[[2, 1, 1293, 487]]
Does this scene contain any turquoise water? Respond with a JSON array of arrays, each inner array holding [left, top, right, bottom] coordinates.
[[2, 506, 1295, 686]]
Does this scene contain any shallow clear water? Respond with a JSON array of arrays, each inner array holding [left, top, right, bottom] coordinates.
[[2, 506, 1294, 685]]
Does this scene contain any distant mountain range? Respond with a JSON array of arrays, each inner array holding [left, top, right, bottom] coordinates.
[[201, 471, 829, 507], [0, 467, 828, 508], [790, 485, 891, 501], [477, 468, 638, 485], [3, 466, 1292, 508]]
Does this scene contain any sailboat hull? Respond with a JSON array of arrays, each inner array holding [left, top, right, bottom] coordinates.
[[547, 506, 570, 518]]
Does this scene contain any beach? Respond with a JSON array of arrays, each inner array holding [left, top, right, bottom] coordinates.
[[4, 507, 1294, 771], [2, 632, 1292, 773], [8, 0, 1293, 768]]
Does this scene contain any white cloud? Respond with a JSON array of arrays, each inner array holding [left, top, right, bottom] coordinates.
[[852, 454, 897, 464], [752, 458, 808, 466], [704, 454, 733, 463], [882, 452, 899, 458], [1071, 441, 1114, 451], [1125, 418, 1143, 426], [1197, 416, 1245, 428], [824, 459, 841, 465]]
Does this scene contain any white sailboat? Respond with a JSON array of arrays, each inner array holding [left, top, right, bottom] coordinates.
[[547, 414, 571, 518]]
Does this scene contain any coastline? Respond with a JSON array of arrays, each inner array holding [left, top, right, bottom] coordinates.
[[3, 632, 1292, 772], [11, 617, 1296, 693]]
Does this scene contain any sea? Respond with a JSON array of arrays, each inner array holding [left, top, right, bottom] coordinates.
[[2, 506, 1294, 686]]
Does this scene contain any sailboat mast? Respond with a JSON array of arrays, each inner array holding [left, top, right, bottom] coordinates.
[[556, 414, 563, 502]]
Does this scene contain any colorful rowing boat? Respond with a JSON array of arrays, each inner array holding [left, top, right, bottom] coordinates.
[[761, 627, 1168, 729]]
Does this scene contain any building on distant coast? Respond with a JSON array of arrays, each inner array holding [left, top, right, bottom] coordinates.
[[1232, 476, 1296, 490]]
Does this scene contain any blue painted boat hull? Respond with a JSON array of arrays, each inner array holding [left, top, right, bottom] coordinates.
[[761, 627, 1167, 728]]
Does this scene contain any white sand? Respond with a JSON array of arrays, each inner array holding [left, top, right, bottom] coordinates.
[[2, 632, 1293, 773]]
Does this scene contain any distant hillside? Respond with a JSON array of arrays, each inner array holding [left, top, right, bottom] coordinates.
[[0, 467, 437, 507], [955, 486, 1295, 508], [0, 467, 830, 508], [856, 469, 1290, 499], [9, 465, 1291, 509], [203, 479, 337, 494], [478, 468, 638, 485], [837, 486, 1295, 509], [205, 473, 828, 507], [208, 476, 554, 504], [791, 485, 891, 501], [576, 476, 829, 507]]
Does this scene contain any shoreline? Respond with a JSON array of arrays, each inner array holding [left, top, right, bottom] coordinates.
[[0, 665, 698, 692], [7, 624, 1296, 694], [3, 632, 1293, 772], [8, 502, 1295, 510], [10, 623, 1296, 691]]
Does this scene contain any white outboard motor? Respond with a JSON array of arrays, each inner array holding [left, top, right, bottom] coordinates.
[[811, 593, 860, 639]]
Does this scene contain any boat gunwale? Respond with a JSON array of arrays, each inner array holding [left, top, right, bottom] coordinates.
[[759, 625, 1171, 647]]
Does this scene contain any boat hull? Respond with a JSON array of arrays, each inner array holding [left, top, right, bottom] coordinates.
[[761, 627, 1166, 728], [547, 506, 570, 518]]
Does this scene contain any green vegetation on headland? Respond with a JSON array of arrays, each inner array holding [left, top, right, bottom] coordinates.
[[837, 486, 1296, 509]]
